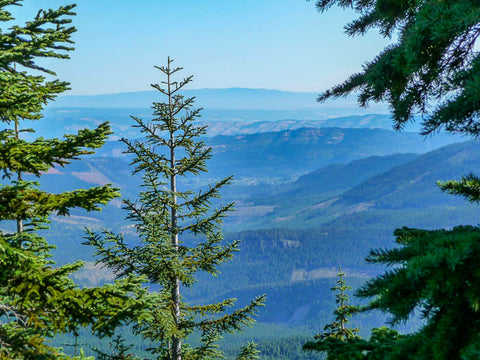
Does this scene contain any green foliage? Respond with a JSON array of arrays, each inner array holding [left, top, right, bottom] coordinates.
[[85, 59, 265, 360], [0, 1, 141, 358], [0, 1, 76, 123], [252, 335, 323, 360], [358, 226, 480, 359], [234, 342, 260, 360], [438, 173, 480, 203], [321, 267, 359, 341], [303, 267, 360, 359], [307, 327, 402, 360], [303, 226, 480, 359], [316, 0, 480, 137]]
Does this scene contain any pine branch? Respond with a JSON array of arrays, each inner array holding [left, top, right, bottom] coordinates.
[[182, 202, 235, 235], [438, 173, 480, 202], [0, 122, 113, 177], [0, 182, 120, 219], [196, 295, 266, 335], [186, 298, 236, 316], [84, 229, 140, 278]]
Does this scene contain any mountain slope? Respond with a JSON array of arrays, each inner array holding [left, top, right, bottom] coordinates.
[[205, 127, 458, 179], [25, 130, 468, 233], [340, 140, 480, 209], [244, 140, 480, 229], [27, 136, 476, 233], [294, 153, 419, 193], [228, 153, 419, 230], [82, 126, 461, 183]]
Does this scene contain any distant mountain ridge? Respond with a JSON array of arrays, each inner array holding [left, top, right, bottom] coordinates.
[[200, 115, 398, 135], [54, 88, 319, 109], [94, 126, 460, 180], [52, 88, 390, 114], [39, 108, 405, 141]]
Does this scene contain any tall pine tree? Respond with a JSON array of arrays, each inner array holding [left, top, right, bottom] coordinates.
[[85, 58, 265, 360], [0, 2, 142, 358]]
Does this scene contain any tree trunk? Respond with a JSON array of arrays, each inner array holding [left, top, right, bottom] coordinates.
[[15, 120, 23, 235], [169, 72, 182, 360]]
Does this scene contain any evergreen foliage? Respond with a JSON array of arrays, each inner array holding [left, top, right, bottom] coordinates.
[[437, 173, 480, 203], [308, 326, 402, 360], [93, 335, 141, 360], [303, 267, 361, 359], [313, 1, 480, 359], [356, 226, 480, 359], [307, 267, 359, 343], [0, 2, 141, 358], [305, 226, 480, 359], [315, 0, 480, 136], [85, 59, 265, 360]]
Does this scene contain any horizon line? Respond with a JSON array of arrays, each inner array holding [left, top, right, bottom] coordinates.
[[59, 87, 325, 97]]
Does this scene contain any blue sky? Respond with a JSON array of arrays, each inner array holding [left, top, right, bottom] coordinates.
[[14, 1, 388, 95]]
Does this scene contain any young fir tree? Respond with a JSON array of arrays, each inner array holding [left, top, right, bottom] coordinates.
[[308, 267, 359, 343], [85, 58, 265, 360], [303, 267, 362, 360], [0, 2, 142, 358], [302, 267, 404, 360]]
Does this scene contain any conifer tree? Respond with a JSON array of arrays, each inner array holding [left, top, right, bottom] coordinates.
[[303, 267, 362, 359], [302, 267, 403, 360], [85, 58, 265, 360], [355, 225, 480, 359], [312, 1, 480, 358], [0, 2, 141, 358], [307, 267, 359, 343], [93, 335, 141, 360]]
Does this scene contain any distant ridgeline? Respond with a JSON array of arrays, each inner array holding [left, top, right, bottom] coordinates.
[[38, 88, 401, 140], [52, 88, 388, 111]]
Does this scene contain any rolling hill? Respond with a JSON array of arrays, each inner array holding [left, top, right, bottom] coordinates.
[[239, 140, 480, 230], [32, 127, 461, 204]]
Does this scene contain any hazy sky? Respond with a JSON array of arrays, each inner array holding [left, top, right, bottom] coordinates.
[[13, 1, 389, 95]]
